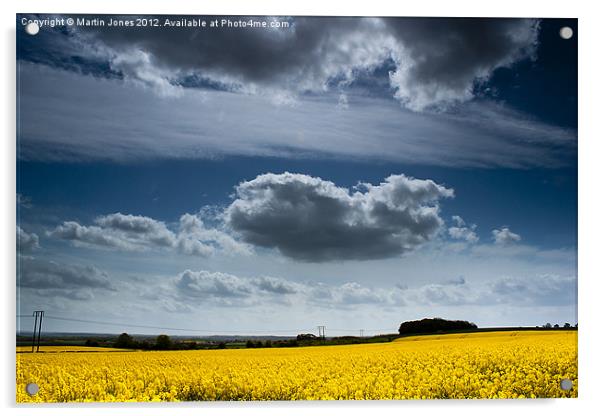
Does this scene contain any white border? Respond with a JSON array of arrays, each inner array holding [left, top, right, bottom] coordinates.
[[3, 1, 601, 415]]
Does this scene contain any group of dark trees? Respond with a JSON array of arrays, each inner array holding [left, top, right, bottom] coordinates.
[[246, 340, 271, 348], [110, 333, 304, 350], [296, 333, 318, 341], [84, 339, 100, 347], [398, 318, 477, 335], [396, 318, 577, 336], [540, 323, 577, 329], [246, 339, 300, 348], [113, 333, 219, 350], [113, 333, 177, 350]]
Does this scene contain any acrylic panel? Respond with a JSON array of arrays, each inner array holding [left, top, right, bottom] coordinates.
[[16, 14, 578, 402]]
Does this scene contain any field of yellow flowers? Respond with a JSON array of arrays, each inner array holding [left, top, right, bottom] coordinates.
[[16, 330, 577, 402]]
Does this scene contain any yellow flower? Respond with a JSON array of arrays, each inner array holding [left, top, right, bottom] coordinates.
[[16, 331, 577, 402]]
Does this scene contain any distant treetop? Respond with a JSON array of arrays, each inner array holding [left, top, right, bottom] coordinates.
[[398, 318, 477, 335]]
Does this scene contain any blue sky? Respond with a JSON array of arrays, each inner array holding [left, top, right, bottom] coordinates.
[[17, 15, 577, 335]]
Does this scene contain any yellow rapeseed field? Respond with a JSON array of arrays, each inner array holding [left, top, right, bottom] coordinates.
[[16, 330, 577, 402], [16, 346, 132, 353]]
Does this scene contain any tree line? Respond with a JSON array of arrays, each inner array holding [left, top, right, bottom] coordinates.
[[108, 333, 177, 350], [100, 333, 303, 350], [96, 319, 577, 351]]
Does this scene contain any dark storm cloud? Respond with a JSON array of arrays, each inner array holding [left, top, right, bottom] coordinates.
[[18, 15, 539, 109], [87, 17, 388, 90], [384, 18, 539, 109], [18, 257, 115, 291], [225, 172, 453, 262]]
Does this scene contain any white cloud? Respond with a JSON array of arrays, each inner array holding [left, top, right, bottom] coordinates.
[[48, 215, 174, 251], [167, 268, 575, 311], [176, 237, 214, 257], [251, 276, 300, 295], [171, 270, 404, 308], [337, 282, 395, 305], [337, 93, 349, 110], [175, 270, 253, 299], [448, 215, 479, 243], [17, 226, 40, 253], [492, 227, 522, 245], [17, 193, 33, 209], [18, 257, 116, 297], [177, 213, 251, 256], [226, 172, 453, 261], [489, 274, 576, 306], [95, 213, 176, 247], [48, 212, 250, 257], [18, 63, 575, 168], [451, 215, 466, 227], [411, 283, 471, 306], [109, 49, 183, 97], [400, 273, 575, 307]]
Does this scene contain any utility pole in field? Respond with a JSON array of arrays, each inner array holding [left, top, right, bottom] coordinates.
[[317, 325, 326, 342], [359, 329, 364, 338], [31, 311, 44, 352]]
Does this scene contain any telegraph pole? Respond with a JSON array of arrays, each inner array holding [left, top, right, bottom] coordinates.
[[359, 329, 364, 338], [31, 312, 38, 353], [32, 311, 44, 352], [317, 325, 326, 343]]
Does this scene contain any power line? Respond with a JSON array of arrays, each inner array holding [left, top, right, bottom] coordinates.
[[328, 327, 398, 333], [42, 315, 317, 334], [17, 314, 398, 336]]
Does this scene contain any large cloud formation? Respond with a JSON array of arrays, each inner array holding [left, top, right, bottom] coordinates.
[[172, 269, 403, 307], [18, 63, 575, 168], [384, 18, 539, 110], [225, 172, 453, 261], [169, 269, 575, 310], [18, 256, 116, 301], [48, 212, 250, 257], [21, 15, 539, 110]]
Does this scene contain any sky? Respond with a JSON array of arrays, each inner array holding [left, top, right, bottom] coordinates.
[[16, 15, 577, 336]]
